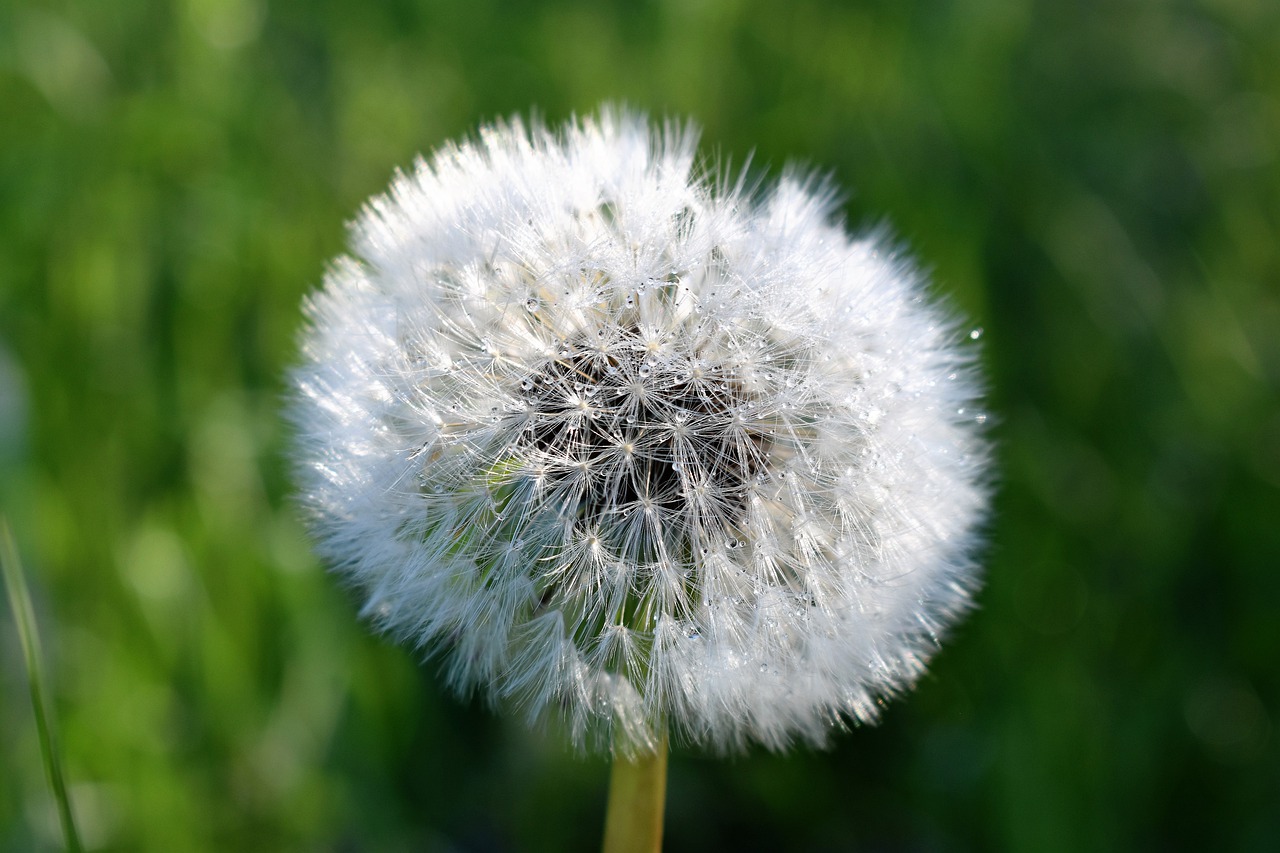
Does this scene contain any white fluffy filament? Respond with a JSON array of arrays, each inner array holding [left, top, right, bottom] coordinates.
[[290, 107, 989, 753]]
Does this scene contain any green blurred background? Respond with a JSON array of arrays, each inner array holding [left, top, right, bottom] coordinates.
[[2, 0, 1278, 850]]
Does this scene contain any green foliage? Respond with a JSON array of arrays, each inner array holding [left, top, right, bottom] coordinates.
[[1, 0, 1277, 849]]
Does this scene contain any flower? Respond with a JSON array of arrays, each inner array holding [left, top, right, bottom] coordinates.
[[290, 107, 988, 753]]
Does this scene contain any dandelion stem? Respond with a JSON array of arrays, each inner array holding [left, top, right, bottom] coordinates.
[[601, 734, 668, 853], [1, 519, 83, 853]]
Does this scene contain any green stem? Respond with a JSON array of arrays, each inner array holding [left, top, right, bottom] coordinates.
[[601, 734, 668, 853], [2, 519, 83, 853]]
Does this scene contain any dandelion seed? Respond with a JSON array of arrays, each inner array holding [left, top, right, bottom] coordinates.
[[289, 107, 989, 755]]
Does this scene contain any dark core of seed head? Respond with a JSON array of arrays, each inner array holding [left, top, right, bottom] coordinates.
[[517, 332, 769, 533]]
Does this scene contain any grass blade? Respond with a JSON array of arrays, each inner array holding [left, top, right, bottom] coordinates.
[[2, 518, 83, 853]]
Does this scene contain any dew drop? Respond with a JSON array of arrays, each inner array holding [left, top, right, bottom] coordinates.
[[525, 297, 539, 312], [625, 295, 636, 307], [969, 327, 984, 340], [638, 363, 652, 377]]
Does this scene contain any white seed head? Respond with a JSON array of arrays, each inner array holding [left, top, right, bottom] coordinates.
[[290, 107, 989, 753]]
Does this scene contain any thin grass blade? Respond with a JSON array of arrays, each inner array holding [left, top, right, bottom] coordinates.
[[2, 518, 83, 853]]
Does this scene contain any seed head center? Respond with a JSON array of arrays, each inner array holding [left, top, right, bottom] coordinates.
[[517, 325, 769, 540]]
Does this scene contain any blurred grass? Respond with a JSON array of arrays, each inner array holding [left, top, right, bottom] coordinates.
[[1, 0, 1278, 850]]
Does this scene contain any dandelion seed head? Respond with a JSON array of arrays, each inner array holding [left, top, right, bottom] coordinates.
[[290, 107, 989, 754]]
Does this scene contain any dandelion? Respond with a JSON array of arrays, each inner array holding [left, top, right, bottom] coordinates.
[[290, 107, 988, 849]]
